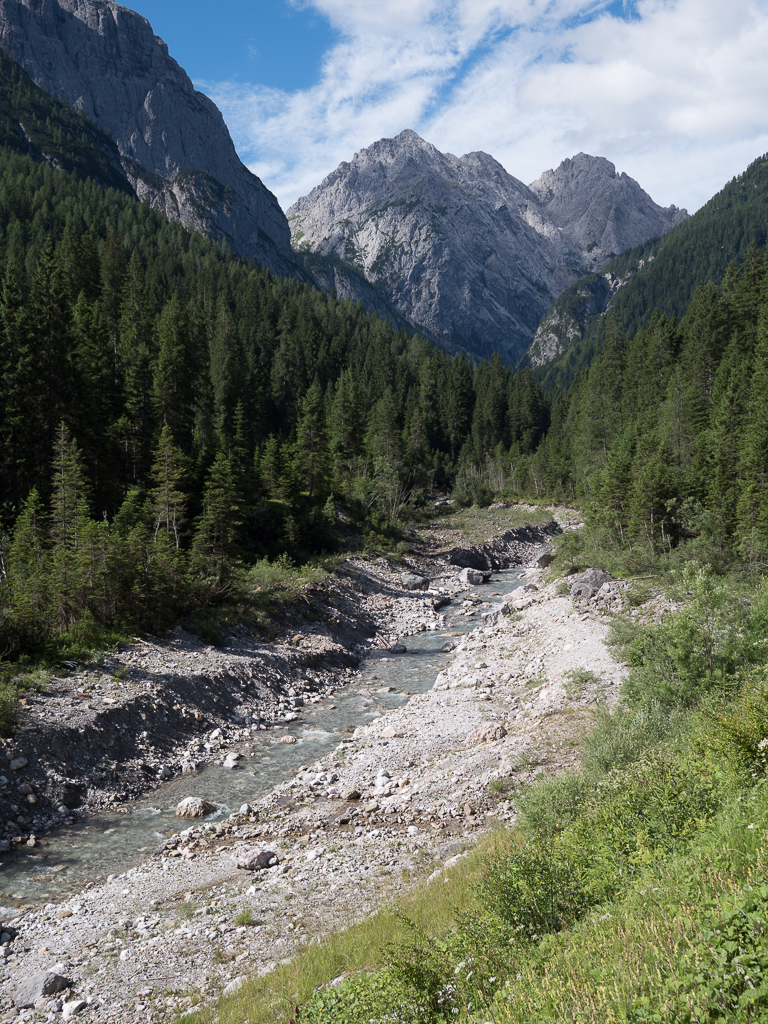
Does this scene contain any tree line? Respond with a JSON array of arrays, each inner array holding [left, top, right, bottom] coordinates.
[[0, 145, 549, 657]]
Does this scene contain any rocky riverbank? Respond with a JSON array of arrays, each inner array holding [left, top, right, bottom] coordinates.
[[0, 521, 561, 843], [0, 512, 632, 1022]]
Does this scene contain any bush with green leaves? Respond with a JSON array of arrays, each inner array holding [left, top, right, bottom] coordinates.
[[617, 564, 768, 708]]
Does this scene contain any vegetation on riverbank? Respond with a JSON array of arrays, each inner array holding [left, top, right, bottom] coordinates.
[[193, 539, 768, 1024]]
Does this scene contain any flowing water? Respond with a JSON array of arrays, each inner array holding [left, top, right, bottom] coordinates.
[[0, 570, 524, 913]]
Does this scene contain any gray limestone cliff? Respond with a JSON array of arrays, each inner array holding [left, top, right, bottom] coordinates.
[[0, 0, 294, 275], [288, 131, 686, 363], [528, 153, 688, 272]]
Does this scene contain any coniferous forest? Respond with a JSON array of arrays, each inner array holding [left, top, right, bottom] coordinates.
[[0, 143, 548, 657], [1, 39, 768, 664]]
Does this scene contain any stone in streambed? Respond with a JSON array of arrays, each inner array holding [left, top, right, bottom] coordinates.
[[459, 568, 486, 585], [62, 999, 87, 1018], [465, 722, 507, 746], [401, 573, 429, 591], [176, 797, 216, 818]]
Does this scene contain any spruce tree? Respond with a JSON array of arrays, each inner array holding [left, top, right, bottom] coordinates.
[[192, 452, 243, 581], [149, 425, 187, 547]]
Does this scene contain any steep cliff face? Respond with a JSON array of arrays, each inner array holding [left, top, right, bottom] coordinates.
[[528, 153, 688, 272], [0, 0, 294, 275], [288, 131, 686, 363]]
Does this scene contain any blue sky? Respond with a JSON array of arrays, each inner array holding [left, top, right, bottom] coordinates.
[[131, 0, 768, 215], [134, 1, 337, 92]]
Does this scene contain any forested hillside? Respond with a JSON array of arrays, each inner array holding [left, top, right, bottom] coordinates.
[[528, 152, 768, 389], [509, 249, 768, 568], [0, 127, 548, 659]]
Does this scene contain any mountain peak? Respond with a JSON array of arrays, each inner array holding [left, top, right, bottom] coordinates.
[[529, 152, 687, 268], [288, 134, 687, 363]]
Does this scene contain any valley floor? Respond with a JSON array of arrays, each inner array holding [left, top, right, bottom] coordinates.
[[0, 508, 629, 1024]]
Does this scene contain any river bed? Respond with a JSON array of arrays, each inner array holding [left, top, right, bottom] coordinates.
[[0, 571, 524, 912]]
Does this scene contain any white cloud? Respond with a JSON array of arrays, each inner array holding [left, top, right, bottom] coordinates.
[[202, 0, 768, 213]]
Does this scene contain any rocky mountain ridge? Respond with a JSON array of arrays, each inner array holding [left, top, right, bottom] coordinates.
[[288, 132, 686, 363], [0, 0, 294, 275]]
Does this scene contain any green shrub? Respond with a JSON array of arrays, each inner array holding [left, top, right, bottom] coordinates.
[[705, 678, 768, 782], [475, 835, 595, 942], [581, 701, 688, 774], [620, 565, 768, 708]]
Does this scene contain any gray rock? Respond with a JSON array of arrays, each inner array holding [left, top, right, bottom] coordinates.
[[9, 757, 27, 771], [440, 641, 455, 653], [14, 972, 70, 1008], [288, 131, 685, 364], [232, 847, 278, 871], [0, 0, 294, 276], [389, 644, 407, 654], [570, 568, 614, 602], [400, 573, 429, 591], [176, 797, 216, 819], [481, 605, 512, 627], [459, 568, 486, 585], [62, 998, 87, 1018], [433, 596, 451, 610], [342, 789, 361, 801]]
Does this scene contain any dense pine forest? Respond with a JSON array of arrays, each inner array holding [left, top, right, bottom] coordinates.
[[0, 136, 548, 659], [525, 252, 768, 565], [2, 47, 768, 665]]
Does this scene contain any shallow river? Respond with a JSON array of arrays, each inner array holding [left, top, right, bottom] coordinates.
[[0, 570, 524, 912]]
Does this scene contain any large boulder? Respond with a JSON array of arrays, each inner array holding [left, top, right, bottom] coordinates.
[[232, 847, 278, 871], [459, 568, 487, 585], [14, 972, 70, 1008], [176, 797, 216, 819], [401, 572, 429, 591], [569, 568, 613, 602]]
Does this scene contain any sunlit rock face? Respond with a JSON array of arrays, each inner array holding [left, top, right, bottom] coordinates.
[[289, 131, 686, 363]]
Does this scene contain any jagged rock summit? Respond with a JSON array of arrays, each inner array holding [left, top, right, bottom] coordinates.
[[0, 0, 293, 274], [288, 131, 686, 363], [529, 153, 687, 271]]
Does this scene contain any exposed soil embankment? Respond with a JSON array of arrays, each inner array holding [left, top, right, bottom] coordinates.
[[446, 521, 558, 571]]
